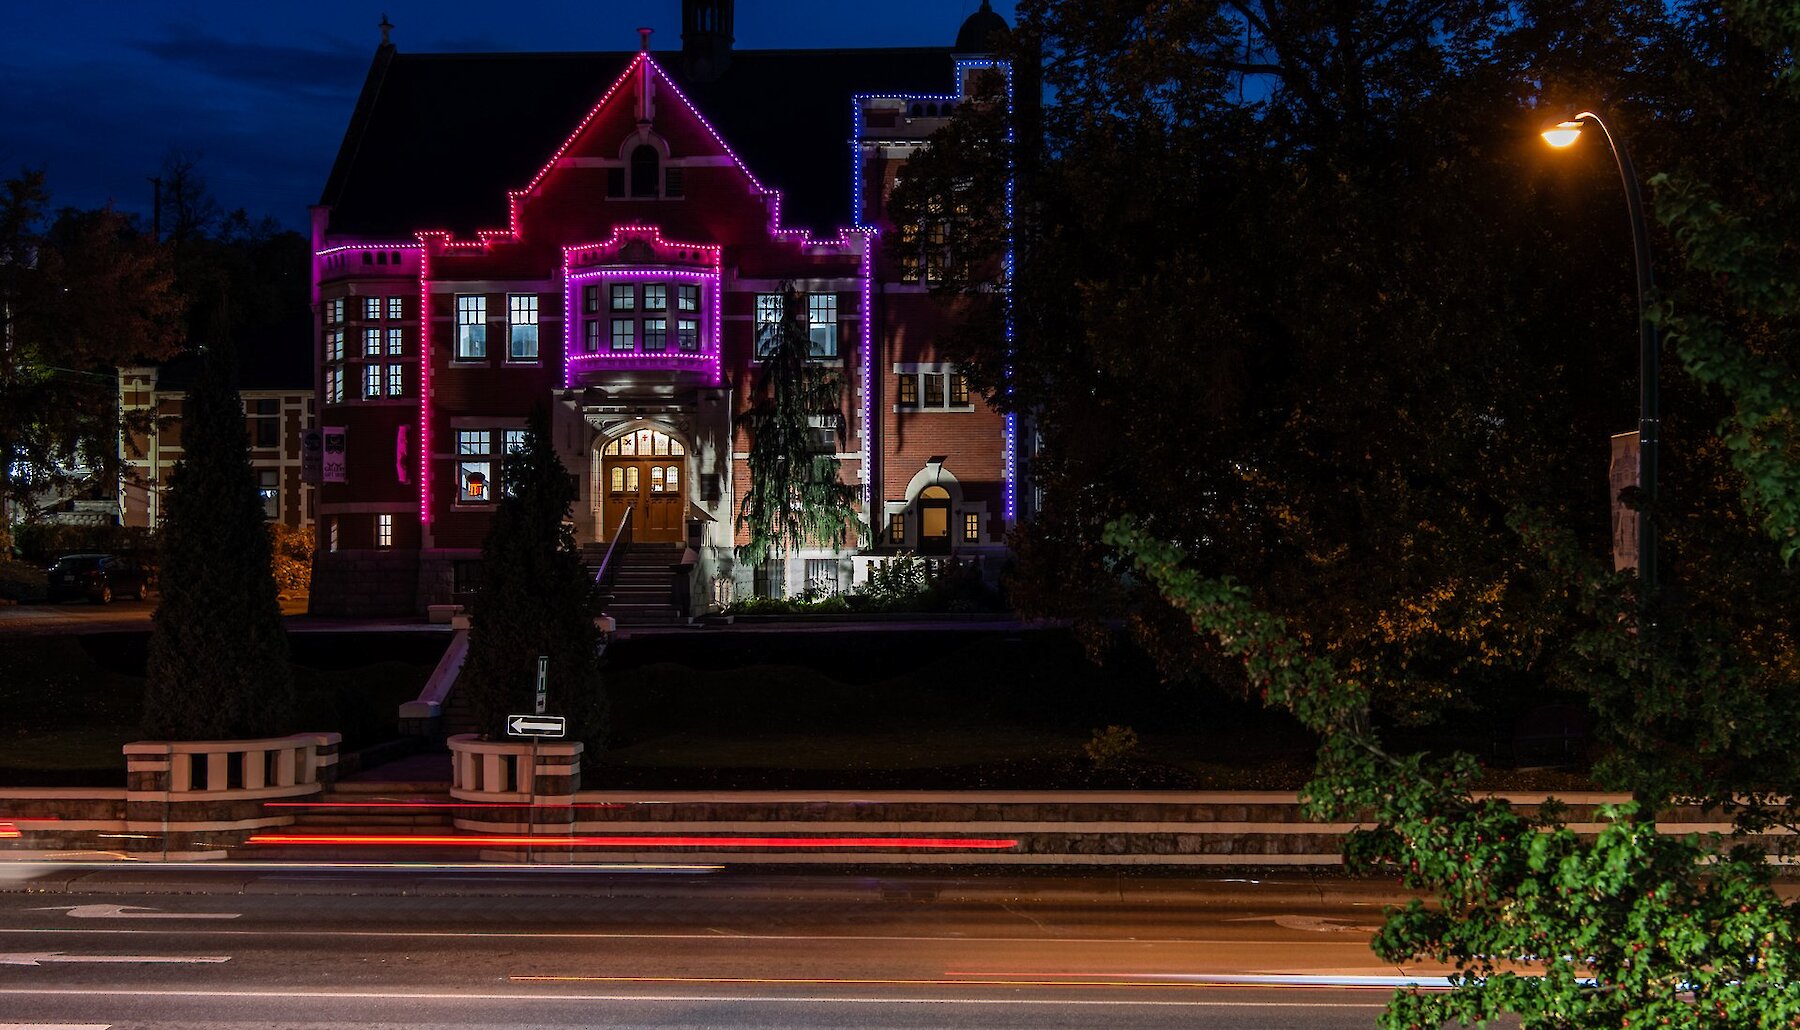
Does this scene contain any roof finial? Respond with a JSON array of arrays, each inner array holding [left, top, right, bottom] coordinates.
[[638, 27, 653, 52], [379, 13, 393, 46]]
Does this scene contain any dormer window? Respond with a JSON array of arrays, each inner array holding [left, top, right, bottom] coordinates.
[[630, 145, 660, 197]]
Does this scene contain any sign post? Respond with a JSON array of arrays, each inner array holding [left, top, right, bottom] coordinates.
[[535, 655, 548, 716]]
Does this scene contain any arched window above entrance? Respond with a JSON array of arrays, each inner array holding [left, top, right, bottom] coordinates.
[[604, 429, 683, 456], [920, 485, 950, 500]]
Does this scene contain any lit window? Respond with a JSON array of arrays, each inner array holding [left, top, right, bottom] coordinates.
[[897, 374, 918, 407], [584, 284, 601, 314], [643, 318, 667, 352], [950, 373, 969, 406], [326, 366, 344, 404], [324, 330, 344, 362], [387, 296, 404, 320], [754, 294, 783, 357], [610, 284, 635, 312], [676, 284, 700, 312], [459, 462, 492, 502], [583, 320, 600, 353], [387, 328, 404, 355], [386, 364, 404, 397], [804, 558, 840, 596], [807, 294, 838, 358], [889, 512, 905, 543], [455, 295, 487, 360], [676, 318, 700, 353], [651, 466, 665, 492], [923, 373, 945, 408], [508, 294, 539, 361], [363, 364, 382, 399], [964, 512, 980, 542], [457, 430, 489, 456], [626, 466, 639, 491], [503, 430, 527, 454], [609, 466, 625, 492], [328, 518, 339, 552], [665, 464, 679, 491], [364, 329, 382, 358], [363, 297, 381, 320], [376, 514, 393, 548], [327, 298, 345, 324], [258, 468, 280, 520], [643, 285, 667, 311], [611, 318, 635, 351]]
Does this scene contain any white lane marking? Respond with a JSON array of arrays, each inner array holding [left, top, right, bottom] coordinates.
[[0, 953, 231, 967], [0, 926, 1377, 947], [27, 905, 239, 921], [0, 987, 1385, 1008]]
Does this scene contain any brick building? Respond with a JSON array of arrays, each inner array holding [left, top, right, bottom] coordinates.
[[119, 315, 317, 531], [309, 1, 1017, 617]]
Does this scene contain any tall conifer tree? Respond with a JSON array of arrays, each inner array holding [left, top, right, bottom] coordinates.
[[142, 342, 293, 739], [458, 407, 606, 746], [736, 282, 862, 568]]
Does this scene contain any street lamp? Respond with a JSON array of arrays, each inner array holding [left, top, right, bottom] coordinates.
[[1541, 110, 1660, 596]]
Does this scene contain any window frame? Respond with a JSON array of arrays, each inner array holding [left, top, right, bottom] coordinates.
[[507, 293, 540, 362], [454, 295, 487, 361], [376, 514, 393, 548], [806, 294, 838, 358]]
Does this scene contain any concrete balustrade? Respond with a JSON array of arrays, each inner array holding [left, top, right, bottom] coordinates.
[[126, 733, 340, 800], [447, 734, 583, 840]]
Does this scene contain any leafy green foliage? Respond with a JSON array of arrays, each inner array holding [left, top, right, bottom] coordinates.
[[1108, 516, 1800, 1028], [0, 170, 182, 523], [458, 407, 607, 747], [735, 283, 863, 567], [141, 343, 294, 740]]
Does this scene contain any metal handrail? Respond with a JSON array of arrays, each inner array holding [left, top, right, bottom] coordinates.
[[593, 505, 633, 589]]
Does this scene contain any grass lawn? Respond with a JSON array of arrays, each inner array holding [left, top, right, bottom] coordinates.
[[595, 630, 1323, 789], [0, 632, 437, 787]]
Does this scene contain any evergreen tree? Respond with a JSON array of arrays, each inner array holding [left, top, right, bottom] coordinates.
[[458, 407, 606, 746], [736, 282, 863, 567], [141, 341, 293, 739]]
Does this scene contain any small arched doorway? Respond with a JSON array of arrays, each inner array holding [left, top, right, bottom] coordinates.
[[602, 427, 686, 542], [917, 485, 952, 555]]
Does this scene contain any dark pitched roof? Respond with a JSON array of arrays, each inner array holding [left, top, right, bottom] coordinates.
[[319, 47, 961, 238], [153, 310, 315, 393]]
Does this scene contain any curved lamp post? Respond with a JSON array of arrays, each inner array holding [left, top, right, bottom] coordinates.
[[1542, 111, 1660, 596]]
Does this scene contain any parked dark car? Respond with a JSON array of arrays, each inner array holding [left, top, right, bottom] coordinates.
[[45, 553, 155, 604]]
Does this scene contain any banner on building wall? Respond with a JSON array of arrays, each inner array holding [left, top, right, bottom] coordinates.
[[323, 427, 348, 484], [395, 425, 410, 485], [1609, 431, 1639, 573], [301, 429, 323, 484]]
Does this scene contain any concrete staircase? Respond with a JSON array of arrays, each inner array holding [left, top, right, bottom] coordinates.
[[586, 542, 686, 626], [231, 780, 467, 861]]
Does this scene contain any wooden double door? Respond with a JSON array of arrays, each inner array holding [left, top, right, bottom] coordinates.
[[602, 429, 686, 543]]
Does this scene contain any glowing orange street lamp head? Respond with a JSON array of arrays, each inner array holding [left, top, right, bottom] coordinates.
[[1541, 119, 1584, 148]]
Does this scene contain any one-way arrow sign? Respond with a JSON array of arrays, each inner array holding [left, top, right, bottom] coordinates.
[[507, 714, 565, 738]]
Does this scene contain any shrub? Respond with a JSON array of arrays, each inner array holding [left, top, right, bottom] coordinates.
[[1083, 725, 1140, 771], [12, 523, 157, 565], [0, 559, 47, 602], [269, 524, 314, 595]]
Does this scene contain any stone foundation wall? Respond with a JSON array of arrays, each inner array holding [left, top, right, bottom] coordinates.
[[310, 549, 422, 616]]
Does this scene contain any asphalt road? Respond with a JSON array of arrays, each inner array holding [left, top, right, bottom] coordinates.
[[0, 866, 1473, 1029]]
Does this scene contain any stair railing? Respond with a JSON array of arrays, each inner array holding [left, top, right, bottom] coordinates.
[[594, 505, 633, 590]]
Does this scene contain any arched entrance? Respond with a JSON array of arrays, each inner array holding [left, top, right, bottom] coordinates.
[[601, 427, 687, 542], [917, 485, 952, 555]]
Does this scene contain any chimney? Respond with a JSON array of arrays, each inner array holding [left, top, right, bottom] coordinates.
[[681, 0, 733, 83]]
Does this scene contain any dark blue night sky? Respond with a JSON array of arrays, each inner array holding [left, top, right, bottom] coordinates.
[[3, 1, 1015, 231]]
